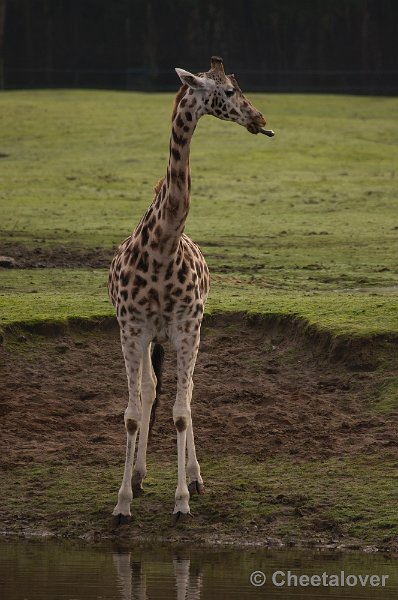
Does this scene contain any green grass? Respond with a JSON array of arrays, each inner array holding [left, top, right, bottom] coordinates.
[[1, 453, 397, 547], [0, 268, 111, 328], [1, 268, 398, 337], [373, 377, 398, 413], [0, 90, 397, 335]]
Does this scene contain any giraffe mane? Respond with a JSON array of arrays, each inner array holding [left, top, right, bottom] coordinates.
[[171, 84, 188, 121], [153, 176, 165, 196]]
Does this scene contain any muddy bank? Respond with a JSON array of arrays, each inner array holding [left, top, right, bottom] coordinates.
[[0, 242, 114, 269], [0, 314, 397, 468], [0, 314, 397, 550]]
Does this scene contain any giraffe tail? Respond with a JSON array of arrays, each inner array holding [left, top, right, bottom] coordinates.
[[149, 343, 165, 437]]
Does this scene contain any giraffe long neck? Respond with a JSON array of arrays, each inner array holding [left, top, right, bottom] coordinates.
[[149, 89, 200, 254]]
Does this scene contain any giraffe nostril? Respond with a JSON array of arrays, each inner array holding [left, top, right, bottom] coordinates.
[[254, 112, 266, 127]]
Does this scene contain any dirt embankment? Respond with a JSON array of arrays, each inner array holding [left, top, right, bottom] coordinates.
[[0, 242, 113, 269], [1, 313, 397, 550], [0, 314, 396, 469]]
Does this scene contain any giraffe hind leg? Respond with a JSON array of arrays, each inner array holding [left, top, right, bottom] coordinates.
[[186, 378, 205, 496], [171, 328, 201, 523]]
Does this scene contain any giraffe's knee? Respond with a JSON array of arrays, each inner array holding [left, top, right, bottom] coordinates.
[[126, 418, 138, 434], [175, 417, 188, 432], [173, 395, 191, 429], [124, 402, 141, 432]]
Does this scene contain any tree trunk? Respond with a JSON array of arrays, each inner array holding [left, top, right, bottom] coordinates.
[[0, 0, 6, 89], [124, 0, 131, 89], [44, 0, 53, 86], [24, 0, 33, 85], [71, 0, 80, 86], [145, 0, 157, 88]]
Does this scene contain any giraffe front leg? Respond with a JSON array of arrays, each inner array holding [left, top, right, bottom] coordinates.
[[172, 329, 200, 523], [112, 329, 147, 525], [173, 410, 191, 522], [112, 398, 141, 524]]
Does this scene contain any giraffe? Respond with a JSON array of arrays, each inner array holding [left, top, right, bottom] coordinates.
[[108, 56, 274, 525]]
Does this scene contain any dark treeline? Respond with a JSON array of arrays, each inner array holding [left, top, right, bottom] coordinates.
[[1, 0, 398, 93]]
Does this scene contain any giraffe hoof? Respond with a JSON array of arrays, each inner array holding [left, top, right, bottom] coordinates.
[[171, 511, 193, 527], [111, 513, 131, 529], [132, 483, 145, 498], [188, 481, 205, 496]]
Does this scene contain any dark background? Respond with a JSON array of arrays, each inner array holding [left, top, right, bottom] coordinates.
[[1, 0, 397, 93]]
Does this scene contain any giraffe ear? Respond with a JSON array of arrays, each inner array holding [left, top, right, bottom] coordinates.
[[175, 68, 207, 90]]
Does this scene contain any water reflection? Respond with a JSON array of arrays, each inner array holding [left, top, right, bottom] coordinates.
[[0, 539, 397, 600], [173, 558, 202, 600], [113, 552, 145, 600], [113, 551, 202, 600]]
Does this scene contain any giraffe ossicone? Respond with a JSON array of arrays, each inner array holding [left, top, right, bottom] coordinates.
[[108, 56, 274, 525]]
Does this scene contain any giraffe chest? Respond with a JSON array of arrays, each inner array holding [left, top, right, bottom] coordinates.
[[109, 236, 210, 336]]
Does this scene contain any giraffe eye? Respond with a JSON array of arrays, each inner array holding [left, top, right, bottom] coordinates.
[[225, 88, 235, 97]]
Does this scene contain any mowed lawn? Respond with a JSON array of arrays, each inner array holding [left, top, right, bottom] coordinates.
[[0, 90, 397, 335]]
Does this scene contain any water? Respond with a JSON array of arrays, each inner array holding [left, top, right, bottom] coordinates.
[[0, 539, 397, 600]]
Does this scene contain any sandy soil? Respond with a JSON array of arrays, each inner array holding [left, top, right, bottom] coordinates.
[[0, 314, 396, 469]]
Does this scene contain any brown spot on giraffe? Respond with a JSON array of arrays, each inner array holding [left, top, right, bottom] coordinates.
[[154, 225, 163, 238], [171, 148, 181, 161]]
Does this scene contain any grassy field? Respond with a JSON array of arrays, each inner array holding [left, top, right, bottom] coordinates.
[[1, 268, 398, 337], [0, 90, 397, 336], [0, 91, 397, 549]]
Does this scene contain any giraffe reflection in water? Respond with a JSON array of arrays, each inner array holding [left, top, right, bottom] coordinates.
[[113, 550, 202, 600]]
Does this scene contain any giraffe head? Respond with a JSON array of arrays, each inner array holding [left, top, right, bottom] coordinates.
[[175, 56, 274, 137]]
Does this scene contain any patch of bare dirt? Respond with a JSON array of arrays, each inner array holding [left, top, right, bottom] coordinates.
[[0, 315, 397, 468], [0, 242, 113, 269]]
